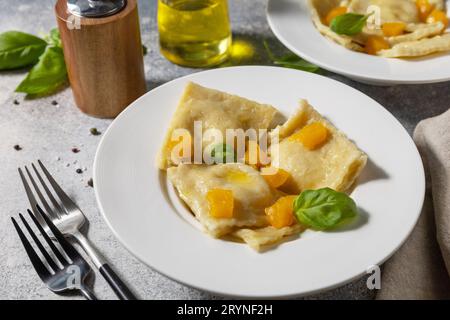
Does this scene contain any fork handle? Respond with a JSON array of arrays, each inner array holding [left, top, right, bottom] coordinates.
[[99, 264, 137, 300], [80, 285, 98, 300], [72, 231, 137, 300]]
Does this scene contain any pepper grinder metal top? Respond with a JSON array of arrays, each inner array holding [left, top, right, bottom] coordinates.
[[55, 0, 146, 118], [67, 0, 126, 17]]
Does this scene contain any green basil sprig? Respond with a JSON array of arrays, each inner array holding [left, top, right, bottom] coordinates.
[[294, 188, 358, 230], [0, 28, 68, 96], [0, 31, 47, 70], [263, 41, 320, 73], [330, 13, 372, 36], [210, 143, 236, 164]]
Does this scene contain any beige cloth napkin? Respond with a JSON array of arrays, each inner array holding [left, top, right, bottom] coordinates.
[[376, 108, 450, 299]]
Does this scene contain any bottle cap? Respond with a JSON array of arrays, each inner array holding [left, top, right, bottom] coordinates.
[[67, 0, 126, 18]]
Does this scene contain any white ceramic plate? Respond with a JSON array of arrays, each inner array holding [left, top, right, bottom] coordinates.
[[94, 66, 425, 298], [267, 0, 450, 85]]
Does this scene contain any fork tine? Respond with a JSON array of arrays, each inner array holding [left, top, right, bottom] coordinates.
[[35, 204, 84, 262], [27, 209, 69, 265], [18, 213, 60, 272], [37, 160, 80, 212], [18, 168, 45, 226], [25, 165, 62, 219], [29, 163, 67, 217], [11, 217, 52, 280]]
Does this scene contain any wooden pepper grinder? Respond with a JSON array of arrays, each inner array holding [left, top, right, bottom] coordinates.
[[55, 0, 147, 118]]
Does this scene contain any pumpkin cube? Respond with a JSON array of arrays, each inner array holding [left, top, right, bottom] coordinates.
[[207, 189, 234, 218], [265, 196, 297, 229], [427, 9, 449, 29], [288, 122, 329, 150], [365, 35, 390, 55], [261, 167, 290, 189], [416, 0, 435, 22], [382, 22, 406, 37], [324, 7, 348, 26]]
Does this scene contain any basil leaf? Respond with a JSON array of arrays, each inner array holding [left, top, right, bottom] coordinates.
[[273, 54, 320, 73], [293, 188, 358, 230], [210, 143, 235, 164], [0, 31, 47, 70], [263, 41, 320, 73], [330, 13, 370, 36], [15, 46, 67, 95]]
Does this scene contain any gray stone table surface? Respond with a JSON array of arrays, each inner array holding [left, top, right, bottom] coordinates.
[[0, 0, 448, 300]]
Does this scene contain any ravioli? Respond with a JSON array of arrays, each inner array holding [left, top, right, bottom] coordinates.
[[158, 82, 280, 169], [308, 0, 450, 58], [232, 224, 305, 251], [270, 100, 367, 194], [348, 0, 420, 23], [308, 0, 365, 51], [160, 84, 368, 252], [380, 32, 450, 57], [386, 22, 444, 45], [167, 163, 279, 237]]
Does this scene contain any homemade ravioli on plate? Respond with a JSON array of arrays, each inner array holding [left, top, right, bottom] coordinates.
[[158, 82, 280, 170], [167, 163, 278, 238], [159, 83, 367, 251], [270, 100, 367, 194], [308, 0, 450, 58]]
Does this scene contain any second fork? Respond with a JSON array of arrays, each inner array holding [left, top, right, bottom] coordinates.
[[12, 206, 97, 299]]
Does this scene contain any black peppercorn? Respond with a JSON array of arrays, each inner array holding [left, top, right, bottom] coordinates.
[[90, 128, 101, 136]]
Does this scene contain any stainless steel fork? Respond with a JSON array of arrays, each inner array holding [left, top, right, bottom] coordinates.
[[12, 206, 97, 300], [19, 160, 137, 300]]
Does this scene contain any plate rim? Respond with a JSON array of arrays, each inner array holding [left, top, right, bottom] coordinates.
[[266, 0, 450, 85], [93, 65, 426, 298]]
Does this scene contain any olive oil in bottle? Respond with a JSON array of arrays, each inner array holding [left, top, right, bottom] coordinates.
[[158, 0, 232, 67]]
